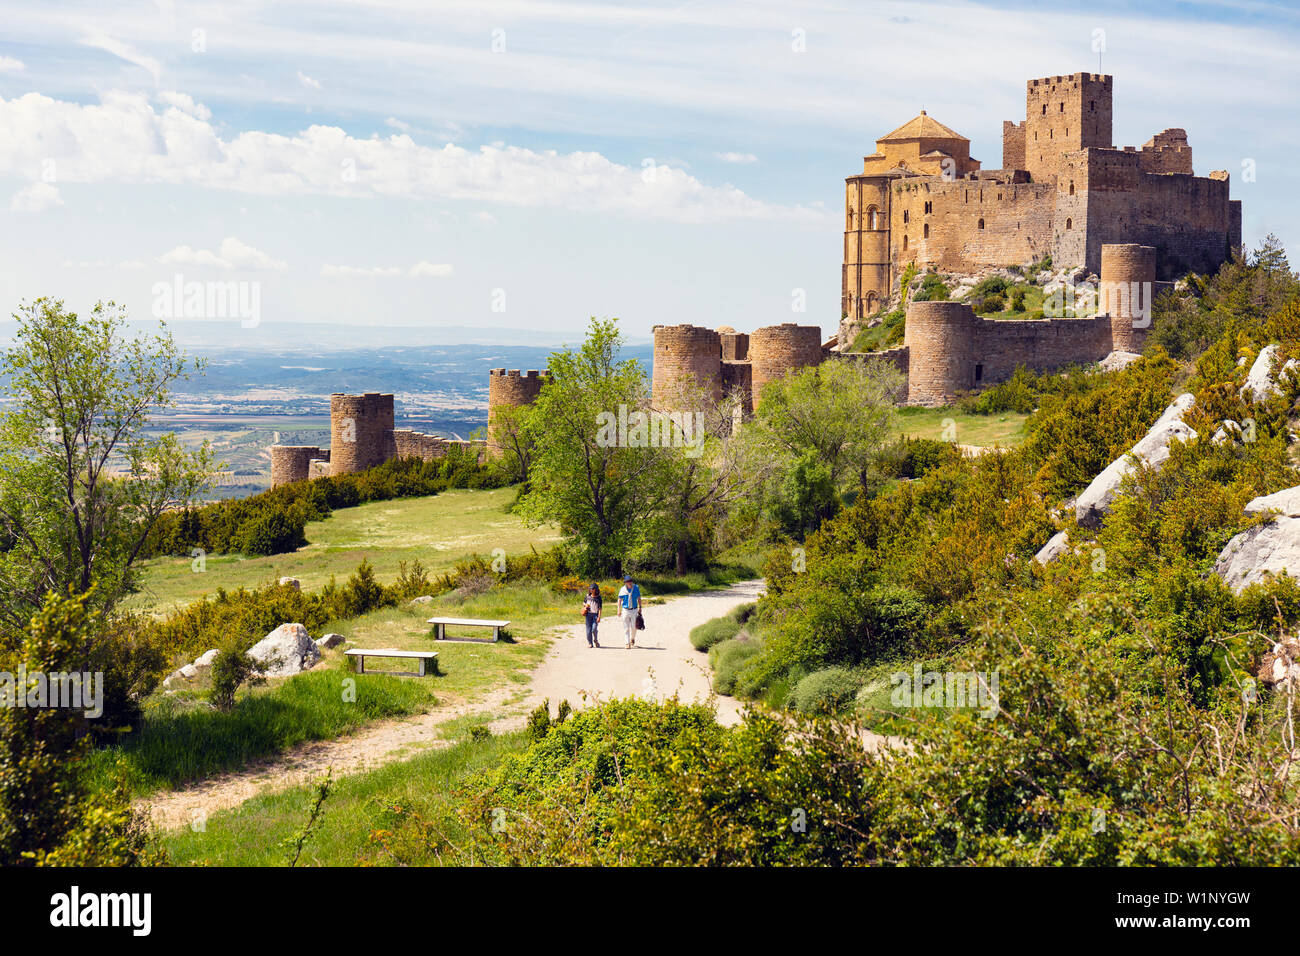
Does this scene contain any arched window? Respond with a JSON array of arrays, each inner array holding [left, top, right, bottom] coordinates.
[[865, 291, 878, 314], [866, 205, 879, 230], [903, 234, 909, 250], [1068, 181, 1075, 196], [847, 208, 855, 230], [1065, 217, 1073, 230], [977, 218, 985, 230], [923, 224, 930, 239]]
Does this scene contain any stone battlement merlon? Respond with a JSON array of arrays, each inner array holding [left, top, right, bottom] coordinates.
[[1028, 73, 1111, 86]]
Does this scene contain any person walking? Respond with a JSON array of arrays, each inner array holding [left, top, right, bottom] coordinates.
[[617, 574, 641, 649], [582, 583, 602, 648]]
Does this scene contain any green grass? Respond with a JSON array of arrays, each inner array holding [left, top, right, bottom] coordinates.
[[126, 487, 562, 615], [88, 668, 434, 795], [164, 730, 530, 866], [892, 406, 1028, 448]]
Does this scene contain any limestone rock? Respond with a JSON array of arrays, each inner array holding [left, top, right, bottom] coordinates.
[[316, 633, 346, 650], [1034, 530, 1070, 566], [1076, 393, 1197, 529], [1257, 637, 1300, 688], [1245, 486, 1300, 517], [278, 577, 301, 591], [247, 623, 320, 677], [409, 595, 434, 604], [1212, 420, 1241, 445], [194, 648, 219, 668], [1238, 345, 1297, 404], [1213, 516, 1300, 593], [179, 663, 199, 680], [1098, 350, 1142, 372]]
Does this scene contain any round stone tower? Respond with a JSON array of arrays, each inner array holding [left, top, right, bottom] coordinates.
[[1099, 243, 1157, 353], [269, 445, 325, 487], [749, 323, 823, 401], [651, 324, 722, 409], [487, 369, 547, 457], [903, 301, 977, 407], [329, 392, 395, 475]]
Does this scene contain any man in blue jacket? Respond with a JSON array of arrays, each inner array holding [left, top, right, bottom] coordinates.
[[617, 574, 641, 649]]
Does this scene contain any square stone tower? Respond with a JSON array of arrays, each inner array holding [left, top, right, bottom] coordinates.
[[1024, 73, 1112, 182]]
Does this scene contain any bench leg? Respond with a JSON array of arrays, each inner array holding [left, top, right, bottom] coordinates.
[[417, 657, 427, 677], [492, 626, 499, 642], [354, 655, 364, 674]]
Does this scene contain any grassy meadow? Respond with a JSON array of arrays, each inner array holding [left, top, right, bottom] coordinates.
[[126, 487, 563, 615], [891, 405, 1028, 448]]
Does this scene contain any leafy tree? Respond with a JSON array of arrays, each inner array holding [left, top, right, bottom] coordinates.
[[0, 298, 213, 635], [517, 318, 668, 576]]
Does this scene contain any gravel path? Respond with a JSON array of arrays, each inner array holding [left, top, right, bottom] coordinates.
[[140, 580, 765, 830]]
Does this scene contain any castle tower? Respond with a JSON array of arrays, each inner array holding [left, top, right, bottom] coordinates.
[[1099, 243, 1157, 353], [1024, 73, 1112, 182], [487, 369, 547, 457], [652, 324, 722, 410], [269, 445, 327, 487], [902, 302, 977, 407], [329, 392, 395, 475], [749, 324, 824, 404]]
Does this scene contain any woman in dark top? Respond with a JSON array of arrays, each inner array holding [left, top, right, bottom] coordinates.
[[582, 583, 603, 648]]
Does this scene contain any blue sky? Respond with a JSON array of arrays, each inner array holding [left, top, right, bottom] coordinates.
[[0, 0, 1295, 345]]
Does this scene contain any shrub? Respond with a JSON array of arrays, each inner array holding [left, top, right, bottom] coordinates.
[[975, 293, 1005, 314], [209, 641, 264, 712], [237, 508, 307, 556], [710, 635, 763, 694], [690, 615, 742, 651], [730, 602, 756, 625], [789, 666, 864, 714]]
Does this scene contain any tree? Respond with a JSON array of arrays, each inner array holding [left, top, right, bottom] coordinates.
[[517, 318, 668, 576], [752, 358, 901, 493], [0, 298, 214, 636], [649, 379, 760, 574]]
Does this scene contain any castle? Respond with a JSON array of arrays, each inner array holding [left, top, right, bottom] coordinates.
[[841, 72, 1241, 328], [267, 72, 1244, 476]]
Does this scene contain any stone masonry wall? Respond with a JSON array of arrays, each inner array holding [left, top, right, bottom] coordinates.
[[487, 368, 547, 457], [652, 324, 722, 409], [749, 324, 824, 400], [270, 445, 327, 487]]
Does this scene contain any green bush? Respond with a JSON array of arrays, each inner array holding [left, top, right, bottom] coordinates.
[[689, 615, 742, 651], [730, 602, 756, 625], [709, 635, 763, 695], [237, 508, 308, 556], [790, 666, 864, 714], [208, 641, 264, 711]]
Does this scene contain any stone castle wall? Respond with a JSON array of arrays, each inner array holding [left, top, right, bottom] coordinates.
[[1100, 243, 1157, 352], [749, 324, 824, 398], [487, 368, 547, 457], [652, 324, 722, 409], [329, 392, 395, 476], [270, 445, 328, 486]]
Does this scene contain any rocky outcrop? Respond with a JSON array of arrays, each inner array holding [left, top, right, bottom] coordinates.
[[316, 633, 346, 650], [1213, 485, 1300, 593], [1076, 393, 1197, 529], [1034, 530, 1071, 565], [278, 577, 301, 591], [1240, 344, 1299, 404], [1098, 350, 1142, 372], [247, 623, 321, 677], [1257, 636, 1300, 690]]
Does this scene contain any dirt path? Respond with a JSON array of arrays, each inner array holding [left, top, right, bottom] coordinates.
[[140, 580, 769, 830]]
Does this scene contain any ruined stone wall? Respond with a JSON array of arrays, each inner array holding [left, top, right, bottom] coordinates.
[[891, 178, 1055, 274], [720, 331, 750, 361], [308, 458, 331, 480], [1002, 120, 1026, 171], [1079, 148, 1239, 278], [904, 301, 1111, 406], [721, 360, 753, 415], [749, 324, 824, 400], [487, 368, 546, 457], [270, 445, 328, 487], [652, 324, 722, 409], [1100, 243, 1157, 352], [1023, 73, 1112, 183], [329, 392, 395, 475]]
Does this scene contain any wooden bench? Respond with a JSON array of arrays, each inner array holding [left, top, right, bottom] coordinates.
[[427, 617, 511, 643], [344, 648, 439, 676]]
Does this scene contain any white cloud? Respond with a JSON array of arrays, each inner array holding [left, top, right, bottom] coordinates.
[[157, 237, 287, 271], [156, 91, 211, 121], [408, 261, 453, 277], [10, 182, 62, 212], [0, 90, 825, 224], [321, 261, 454, 277], [80, 33, 161, 86], [297, 71, 322, 90], [716, 152, 758, 164], [384, 116, 412, 132], [0, 56, 25, 74]]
